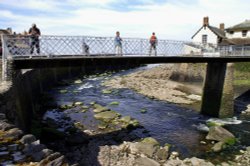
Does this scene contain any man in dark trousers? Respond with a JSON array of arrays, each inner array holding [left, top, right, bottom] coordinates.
[[29, 23, 41, 56]]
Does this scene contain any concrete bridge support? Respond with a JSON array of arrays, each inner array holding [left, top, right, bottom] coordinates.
[[201, 62, 234, 117]]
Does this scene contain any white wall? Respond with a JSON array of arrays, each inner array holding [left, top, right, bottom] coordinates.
[[184, 45, 201, 55], [226, 30, 250, 38], [192, 27, 218, 44]]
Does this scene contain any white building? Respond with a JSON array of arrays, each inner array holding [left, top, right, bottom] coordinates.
[[184, 17, 224, 55]]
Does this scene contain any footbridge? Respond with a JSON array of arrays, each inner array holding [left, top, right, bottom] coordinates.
[[1, 34, 250, 118]]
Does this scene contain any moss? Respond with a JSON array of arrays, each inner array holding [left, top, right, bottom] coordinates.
[[109, 101, 120, 106], [206, 121, 224, 127], [102, 89, 112, 94], [140, 109, 147, 113], [59, 89, 68, 94], [224, 137, 236, 146]]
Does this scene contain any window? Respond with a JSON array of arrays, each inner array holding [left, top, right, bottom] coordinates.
[[202, 35, 208, 44], [242, 30, 248, 37], [229, 31, 234, 35]]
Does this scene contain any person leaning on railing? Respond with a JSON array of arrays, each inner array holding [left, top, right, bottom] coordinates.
[[114, 31, 123, 56], [28, 23, 41, 55]]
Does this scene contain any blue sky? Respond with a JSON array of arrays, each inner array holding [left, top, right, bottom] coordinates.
[[0, 0, 249, 40]]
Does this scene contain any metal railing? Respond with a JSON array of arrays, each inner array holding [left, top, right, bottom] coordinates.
[[1, 35, 205, 58], [1, 34, 250, 81]]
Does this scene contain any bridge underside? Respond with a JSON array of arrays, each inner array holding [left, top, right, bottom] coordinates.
[[11, 56, 250, 69]]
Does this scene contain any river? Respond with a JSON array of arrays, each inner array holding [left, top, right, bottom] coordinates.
[[38, 64, 250, 164]]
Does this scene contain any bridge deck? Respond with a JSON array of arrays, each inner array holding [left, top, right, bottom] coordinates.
[[12, 55, 250, 69]]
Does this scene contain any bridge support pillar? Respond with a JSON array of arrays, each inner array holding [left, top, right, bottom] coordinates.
[[201, 62, 234, 118]]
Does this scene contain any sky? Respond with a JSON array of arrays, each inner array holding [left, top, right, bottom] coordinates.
[[0, 0, 249, 40]]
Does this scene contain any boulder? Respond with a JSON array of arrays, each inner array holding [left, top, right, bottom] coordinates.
[[206, 126, 235, 142], [155, 148, 169, 160], [141, 137, 160, 146], [211, 141, 225, 152], [4, 128, 23, 140], [20, 134, 36, 144], [0, 121, 14, 131], [135, 156, 160, 166], [94, 111, 120, 122], [129, 142, 158, 158]]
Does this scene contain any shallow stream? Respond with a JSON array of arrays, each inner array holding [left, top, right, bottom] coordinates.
[[40, 65, 250, 163]]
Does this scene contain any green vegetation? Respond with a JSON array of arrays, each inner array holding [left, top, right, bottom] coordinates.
[[234, 62, 250, 86]]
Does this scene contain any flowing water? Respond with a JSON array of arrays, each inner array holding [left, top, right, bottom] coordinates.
[[41, 65, 250, 162]]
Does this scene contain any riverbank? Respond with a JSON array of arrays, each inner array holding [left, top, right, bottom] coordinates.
[[104, 64, 203, 106]]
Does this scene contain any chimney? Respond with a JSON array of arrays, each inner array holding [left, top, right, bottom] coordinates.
[[6, 27, 12, 34], [219, 23, 225, 31], [203, 17, 209, 26]]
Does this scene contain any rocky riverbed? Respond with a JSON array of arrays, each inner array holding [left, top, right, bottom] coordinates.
[[1, 64, 250, 165], [103, 64, 203, 105]]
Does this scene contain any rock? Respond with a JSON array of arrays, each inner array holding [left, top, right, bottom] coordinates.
[[12, 152, 25, 162], [93, 104, 110, 113], [8, 144, 19, 151], [39, 152, 63, 165], [102, 89, 112, 94], [183, 157, 215, 166], [187, 94, 201, 101], [4, 128, 23, 140], [94, 111, 120, 122], [141, 137, 160, 146], [74, 79, 83, 84], [0, 113, 6, 120], [0, 121, 15, 131], [129, 142, 158, 158], [169, 151, 179, 159], [135, 157, 160, 166], [120, 116, 131, 123], [0, 151, 9, 157], [140, 109, 147, 113], [155, 148, 169, 160], [20, 134, 36, 144], [164, 159, 183, 166], [206, 126, 235, 142], [109, 101, 120, 105], [23, 140, 46, 155], [66, 132, 89, 145], [74, 101, 83, 106], [31, 149, 53, 162], [211, 141, 225, 152]]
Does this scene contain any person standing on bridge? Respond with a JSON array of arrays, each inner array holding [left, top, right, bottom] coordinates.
[[28, 23, 41, 56], [114, 31, 123, 56], [149, 32, 158, 56]]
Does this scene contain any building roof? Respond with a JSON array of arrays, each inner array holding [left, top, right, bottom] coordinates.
[[220, 38, 250, 46], [191, 25, 225, 39], [0, 29, 10, 35], [226, 20, 250, 31]]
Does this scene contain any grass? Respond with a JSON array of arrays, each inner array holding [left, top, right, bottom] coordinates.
[[234, 62, 250, 86]]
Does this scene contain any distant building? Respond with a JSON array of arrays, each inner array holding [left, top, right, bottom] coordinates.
[[192, 17, 226, 45], [221, 20, 250, 46]]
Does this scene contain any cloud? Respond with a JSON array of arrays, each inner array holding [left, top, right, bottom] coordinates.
[[0, 0, 249, 40]]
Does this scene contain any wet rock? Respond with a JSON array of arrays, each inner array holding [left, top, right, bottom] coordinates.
[[0, 151, 9, 157], [169, 151, 179, 159], [120, 116, 131, 123], [183, 157, 215, 166], [66, 132, 89, 145], [0, 121, 15, 131], [39, 152, 64, 165], [31, 148, 53, 162], [12, 151, 26, 162], [187, 94, 201, 101], [206, 126, 235, 142], [0, 113, 6, 120], [74, 101, 83, 106], [135, 156, 160, 166], [20, 134, 36, 144], [8, 144, 19, 151], [94, 111, 120, 122], [211, 141, 225, 152], [93, 104, 110, 113], [4, 128, 23, 140], [129, 142, 158, 158], [155, 148, 169, 160], [141, 137, 160, 146], [23, 140, 46, 155]]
